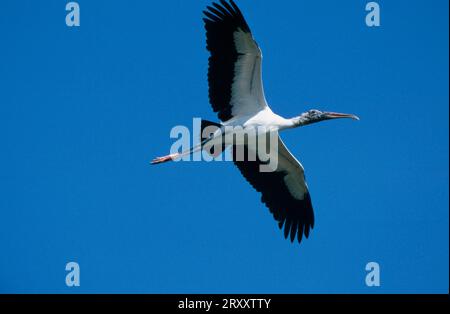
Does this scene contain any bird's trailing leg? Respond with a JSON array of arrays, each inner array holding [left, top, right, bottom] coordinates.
[[151, 153, 181, 165], [151, 141, 206, 165], [152, 119, 225, 165]]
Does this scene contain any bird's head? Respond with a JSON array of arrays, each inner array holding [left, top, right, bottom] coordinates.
[[297, 109, 360, 126]]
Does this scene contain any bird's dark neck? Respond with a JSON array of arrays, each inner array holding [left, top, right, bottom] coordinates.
[[289, 115, 310, 128]]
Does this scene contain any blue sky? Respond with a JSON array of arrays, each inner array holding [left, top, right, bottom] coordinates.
[[0, 0, 448, 293]]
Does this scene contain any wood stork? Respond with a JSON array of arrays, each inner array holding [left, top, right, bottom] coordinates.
[[152, 0, 359, 243]]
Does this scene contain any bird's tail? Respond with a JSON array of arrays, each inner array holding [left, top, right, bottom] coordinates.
[[200, 119, 225, 157], [200, 119, 222, 139]]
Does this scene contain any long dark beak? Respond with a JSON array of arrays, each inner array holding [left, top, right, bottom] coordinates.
[[323, 112, 360, 121]]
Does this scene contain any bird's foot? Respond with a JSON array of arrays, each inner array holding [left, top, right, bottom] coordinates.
[[151, 153, 179, 165]]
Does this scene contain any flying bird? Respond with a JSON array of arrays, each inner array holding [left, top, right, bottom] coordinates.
[[152, 0, 359, 243]]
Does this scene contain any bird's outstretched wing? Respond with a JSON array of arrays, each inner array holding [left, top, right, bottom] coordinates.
[[232, 137, 315, 243], [203, 0, 268, 122]]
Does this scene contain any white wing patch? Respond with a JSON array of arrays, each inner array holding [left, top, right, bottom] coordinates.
[[230, 30, 268, 118], [283, 172, 308, 200], [277, 138, 309, 200]]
